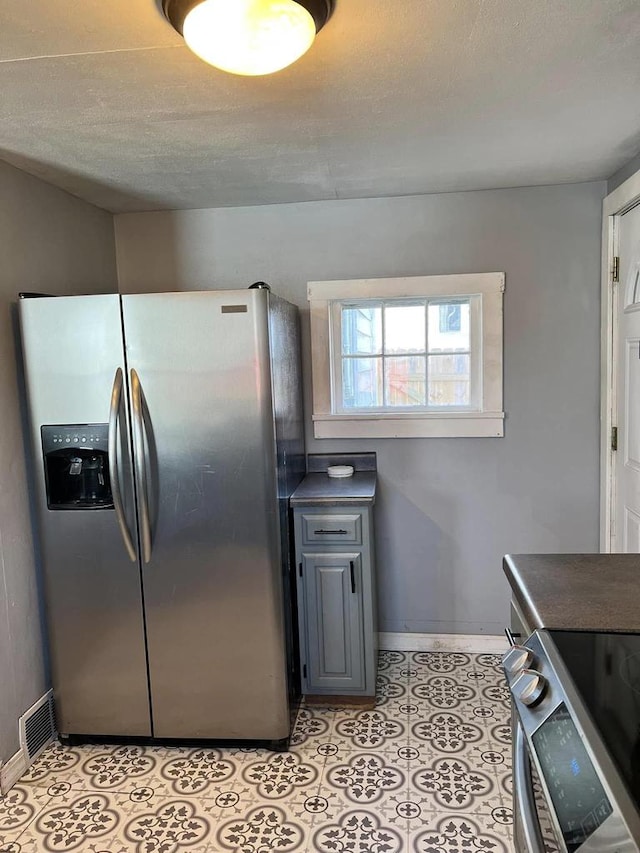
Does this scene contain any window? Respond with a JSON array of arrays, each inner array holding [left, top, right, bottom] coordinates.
[[308, 273, 505, 439], [339, 298, 472, 410]]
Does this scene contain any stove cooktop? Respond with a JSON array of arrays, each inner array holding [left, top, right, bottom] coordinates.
[[550, 630, 640, 810]]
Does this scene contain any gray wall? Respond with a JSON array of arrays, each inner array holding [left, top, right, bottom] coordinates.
[[0, 160, 117, 764], [608, 149, 640, 194], [115, 181, 605, 637]]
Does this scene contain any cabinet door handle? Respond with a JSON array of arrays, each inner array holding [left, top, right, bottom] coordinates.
[[350, 560, 356, 594], [314, 528, 348, 535]]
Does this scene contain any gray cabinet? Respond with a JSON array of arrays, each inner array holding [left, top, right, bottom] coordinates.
[[293, 504, 377, 698]]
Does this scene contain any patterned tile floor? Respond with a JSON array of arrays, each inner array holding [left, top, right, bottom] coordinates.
[[0, 650, 514, 852]]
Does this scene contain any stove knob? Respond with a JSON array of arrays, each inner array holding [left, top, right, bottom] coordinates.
[[513, 669, 547, 707], [502, 645, 535, 675]]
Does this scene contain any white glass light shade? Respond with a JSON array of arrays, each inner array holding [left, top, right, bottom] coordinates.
[[182, 0, 317, 76]]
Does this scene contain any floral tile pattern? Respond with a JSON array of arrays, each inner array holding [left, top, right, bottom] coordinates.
[[82, 746, 158, 791], [314, 809, 404, 853], [327, 754, 406, 803], [0, 784, 54, 851], [1, 649, 515, 852], [34, 793, 120, 850], [410, 814, 512, 852], [125, 800, 210, 852], [217, 804, 305, 852], [161, 749, 236, 796], [411, 756, 495, 809], [289, 708, 331, 750], [241, 753, 320, 799]]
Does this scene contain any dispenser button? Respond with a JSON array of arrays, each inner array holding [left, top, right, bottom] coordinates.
[[65, 438, 71, 443]]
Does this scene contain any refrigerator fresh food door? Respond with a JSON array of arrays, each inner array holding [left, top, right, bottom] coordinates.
[[121, 290, 289, 739], [18, 294, 151, 736]]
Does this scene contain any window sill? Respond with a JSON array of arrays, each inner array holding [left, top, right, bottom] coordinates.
[[312, 412, 505, 439]]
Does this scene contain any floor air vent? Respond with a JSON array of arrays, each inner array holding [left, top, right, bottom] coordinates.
[[19, 690, 56, 766]]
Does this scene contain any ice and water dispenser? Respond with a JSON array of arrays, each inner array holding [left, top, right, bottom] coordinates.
[[41, 424, 113, 509]]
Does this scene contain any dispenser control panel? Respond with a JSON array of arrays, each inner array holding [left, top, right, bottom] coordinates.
[[41, 424, 113, 510], [41, 424, 109, 453]]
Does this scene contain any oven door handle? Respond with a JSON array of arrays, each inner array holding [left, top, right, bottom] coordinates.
[[514, 721, 546, 853]]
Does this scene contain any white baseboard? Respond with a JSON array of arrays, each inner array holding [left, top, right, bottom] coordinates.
[[0, 748, 28, 795], [379, 632, 507, 653]]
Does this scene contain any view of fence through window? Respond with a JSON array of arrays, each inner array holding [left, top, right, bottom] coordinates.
[[340, 299, 471, 409]]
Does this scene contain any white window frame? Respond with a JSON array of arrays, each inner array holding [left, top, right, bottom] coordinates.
[[308, 273, 505, 439]]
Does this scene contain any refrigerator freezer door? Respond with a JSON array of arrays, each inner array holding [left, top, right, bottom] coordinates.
[[18, 295, 151, 736], [122, 290, 289, 739]]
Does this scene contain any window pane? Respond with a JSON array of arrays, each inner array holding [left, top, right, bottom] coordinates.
[[342, 358, 383, 408], [428, 354, 470, 406], [341, 306, 382, 355], [428, 301, 470, 352], [439, 303, 461, 332], [384, 356, 426, 406], [384, 304, 426, 353]]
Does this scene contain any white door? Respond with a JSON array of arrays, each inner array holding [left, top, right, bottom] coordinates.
[[614, 202, 640, 551]]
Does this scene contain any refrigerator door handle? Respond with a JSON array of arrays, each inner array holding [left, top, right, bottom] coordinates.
[[131, 369, 153, 564], [514, 720, 545, 853], [108, 368, 137, 562]]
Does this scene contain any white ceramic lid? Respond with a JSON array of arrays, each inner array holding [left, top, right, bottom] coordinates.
[[327, 465, 354, 478]]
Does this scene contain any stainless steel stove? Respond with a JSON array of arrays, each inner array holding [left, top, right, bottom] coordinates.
[[504, 629, 640, 852]]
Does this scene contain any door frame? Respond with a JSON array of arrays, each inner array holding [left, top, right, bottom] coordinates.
[[600, 168, 640, 551]]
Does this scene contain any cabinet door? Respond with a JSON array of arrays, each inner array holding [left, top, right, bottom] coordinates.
[[303, 553, 365, 692]]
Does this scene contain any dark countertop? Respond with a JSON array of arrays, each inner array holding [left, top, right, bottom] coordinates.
[[290, 472, 377, 507], [504, 553, 640, 633]]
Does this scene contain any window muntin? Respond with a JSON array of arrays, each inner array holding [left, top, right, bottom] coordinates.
[[334, 297, 476, 413]]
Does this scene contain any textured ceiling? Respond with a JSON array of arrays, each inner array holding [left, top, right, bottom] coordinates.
[[1, 0, 640, 213]]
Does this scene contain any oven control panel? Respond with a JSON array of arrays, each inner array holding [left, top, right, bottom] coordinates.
[[531, 701, 612, 852], [503, 631, 640, 853]]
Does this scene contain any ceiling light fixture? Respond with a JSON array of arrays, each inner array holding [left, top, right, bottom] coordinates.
[[162, 0, 334, 76]]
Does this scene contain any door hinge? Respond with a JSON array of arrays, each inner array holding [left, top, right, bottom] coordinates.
[[612, 256, 620, 283], [611, 426, 618, 452], [298, 562, 302, 577], [303, 664, 307, 679]]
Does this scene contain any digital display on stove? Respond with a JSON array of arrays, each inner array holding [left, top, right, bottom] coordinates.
[[532, 703, 613, 852], [550, 629, 640, 808]]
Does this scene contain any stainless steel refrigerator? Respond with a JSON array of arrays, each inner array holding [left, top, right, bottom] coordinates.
[[18, 288, 304, 743]]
